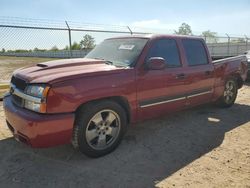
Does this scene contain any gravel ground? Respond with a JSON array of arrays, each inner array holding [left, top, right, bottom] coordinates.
[[1, 56, 249, 187], [0, 85, 250, 188]]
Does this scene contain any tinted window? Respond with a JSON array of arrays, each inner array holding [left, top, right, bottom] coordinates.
[[147, 39, 181, 67], [182, 39, 208, 66]]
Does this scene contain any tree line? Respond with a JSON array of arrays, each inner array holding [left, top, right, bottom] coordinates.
[[1, 34, 96, 53], [174, 23, 246, 43]]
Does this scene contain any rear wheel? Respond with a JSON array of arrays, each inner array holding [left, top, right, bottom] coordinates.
[[72, 100, 127, 157], [217, 78, 238, 108]]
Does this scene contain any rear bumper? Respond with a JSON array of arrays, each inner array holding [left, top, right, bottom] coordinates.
[[3, 95, 75, 148]]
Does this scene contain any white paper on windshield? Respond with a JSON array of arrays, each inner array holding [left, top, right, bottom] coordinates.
[[118, 44, 135, 50]]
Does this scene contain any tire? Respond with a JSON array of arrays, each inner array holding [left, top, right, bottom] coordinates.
[[217, 78, 238, 108], [72, 100, 127, 158]]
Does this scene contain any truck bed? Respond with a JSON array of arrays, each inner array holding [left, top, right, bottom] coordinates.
[[212, 55, 248, 90], [212, 55, 247, 64]]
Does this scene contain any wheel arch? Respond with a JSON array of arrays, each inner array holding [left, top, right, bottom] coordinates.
[[75, 96, 131, 124], [228, 73, 244, 89]]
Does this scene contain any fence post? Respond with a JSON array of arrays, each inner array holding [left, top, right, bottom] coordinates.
[[245, 35, 249, 52], [127, 26, 133, 35], [237, 40, 239, 55], [225, 34, 230, 56], [65, 21, 72, 58]]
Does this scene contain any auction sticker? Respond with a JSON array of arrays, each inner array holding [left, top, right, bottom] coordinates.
[[118, 44, 135, 50]]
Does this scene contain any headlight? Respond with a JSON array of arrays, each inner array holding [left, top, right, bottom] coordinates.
[[24, 85, 50, 113], [26, 85, 46, 98]]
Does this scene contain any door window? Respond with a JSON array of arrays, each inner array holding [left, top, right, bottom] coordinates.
[[147, 39, 181, 67], [182, 39, 208, 66]]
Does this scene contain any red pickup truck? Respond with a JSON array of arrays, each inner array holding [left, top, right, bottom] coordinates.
[[3, 34, 248, 157]]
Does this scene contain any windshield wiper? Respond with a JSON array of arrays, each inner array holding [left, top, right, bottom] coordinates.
[[105, 61, 114, 65], [92, 58, 129, 67], [93, 58, 114, 65]]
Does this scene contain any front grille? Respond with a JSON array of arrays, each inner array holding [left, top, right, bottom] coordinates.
[[10, 76, 27, 107], [12, 95, 23, 107], [11, 76, 27, 91]]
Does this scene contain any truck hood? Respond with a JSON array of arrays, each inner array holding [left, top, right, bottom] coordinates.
[[13, 58, 127, 84]]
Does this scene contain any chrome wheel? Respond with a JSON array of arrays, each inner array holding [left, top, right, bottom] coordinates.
[[223, 80, 237, 104], [85, 109, 121, 150]]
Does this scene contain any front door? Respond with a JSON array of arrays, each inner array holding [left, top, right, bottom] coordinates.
[[136, 38, 188, 121]]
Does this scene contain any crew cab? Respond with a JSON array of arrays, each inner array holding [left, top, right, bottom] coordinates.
[[3, 34, 248, 157]]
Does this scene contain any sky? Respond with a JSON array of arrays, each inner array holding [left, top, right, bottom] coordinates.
[[1, 0, 250, 36], [1, 0, 250, 50]]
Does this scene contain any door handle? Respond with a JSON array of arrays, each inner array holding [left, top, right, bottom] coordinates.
[[176, 73, 186, 79]]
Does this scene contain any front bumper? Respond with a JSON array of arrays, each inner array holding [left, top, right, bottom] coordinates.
[[3, 95, 75, 148]]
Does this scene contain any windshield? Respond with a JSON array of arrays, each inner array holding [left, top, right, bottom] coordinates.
[[86, 38, 148, 67]]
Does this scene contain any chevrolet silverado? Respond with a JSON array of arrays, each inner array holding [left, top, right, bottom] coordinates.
[[3, 34, 248, 157]]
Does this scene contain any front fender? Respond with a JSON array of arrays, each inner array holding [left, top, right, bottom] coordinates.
[[46, 69, 136, 114]]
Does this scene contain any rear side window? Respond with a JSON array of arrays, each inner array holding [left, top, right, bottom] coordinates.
[[147, 39, 181, 67], [182, 39, 208, 66]]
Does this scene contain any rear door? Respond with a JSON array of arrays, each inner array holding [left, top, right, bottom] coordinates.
[[181, 39, 215, 106]]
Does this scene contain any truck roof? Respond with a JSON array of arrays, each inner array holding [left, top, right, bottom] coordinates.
[[106, 34, 203, 41]]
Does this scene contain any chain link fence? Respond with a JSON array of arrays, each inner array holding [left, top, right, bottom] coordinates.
[[0, 17, 249, 59]]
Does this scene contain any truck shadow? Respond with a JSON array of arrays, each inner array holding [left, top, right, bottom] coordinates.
[[0, 103, 249, 187], [244, 81, 250, 86]]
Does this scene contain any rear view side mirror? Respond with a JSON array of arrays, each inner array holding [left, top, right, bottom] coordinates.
[[145, 57, 166, 70]]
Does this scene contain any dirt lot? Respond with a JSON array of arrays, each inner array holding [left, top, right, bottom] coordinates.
[[0, 56, 58, 97], [0, 84, 249, 187], [0, 56, 250, 187], [0, 56, 56, 82]]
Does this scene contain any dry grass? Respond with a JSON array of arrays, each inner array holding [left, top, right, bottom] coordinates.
[[0, 56, 58, 81]]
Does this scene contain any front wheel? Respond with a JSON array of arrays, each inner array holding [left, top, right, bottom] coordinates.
[[217, 78, 238, 108], [72, 100, 127, 158]]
